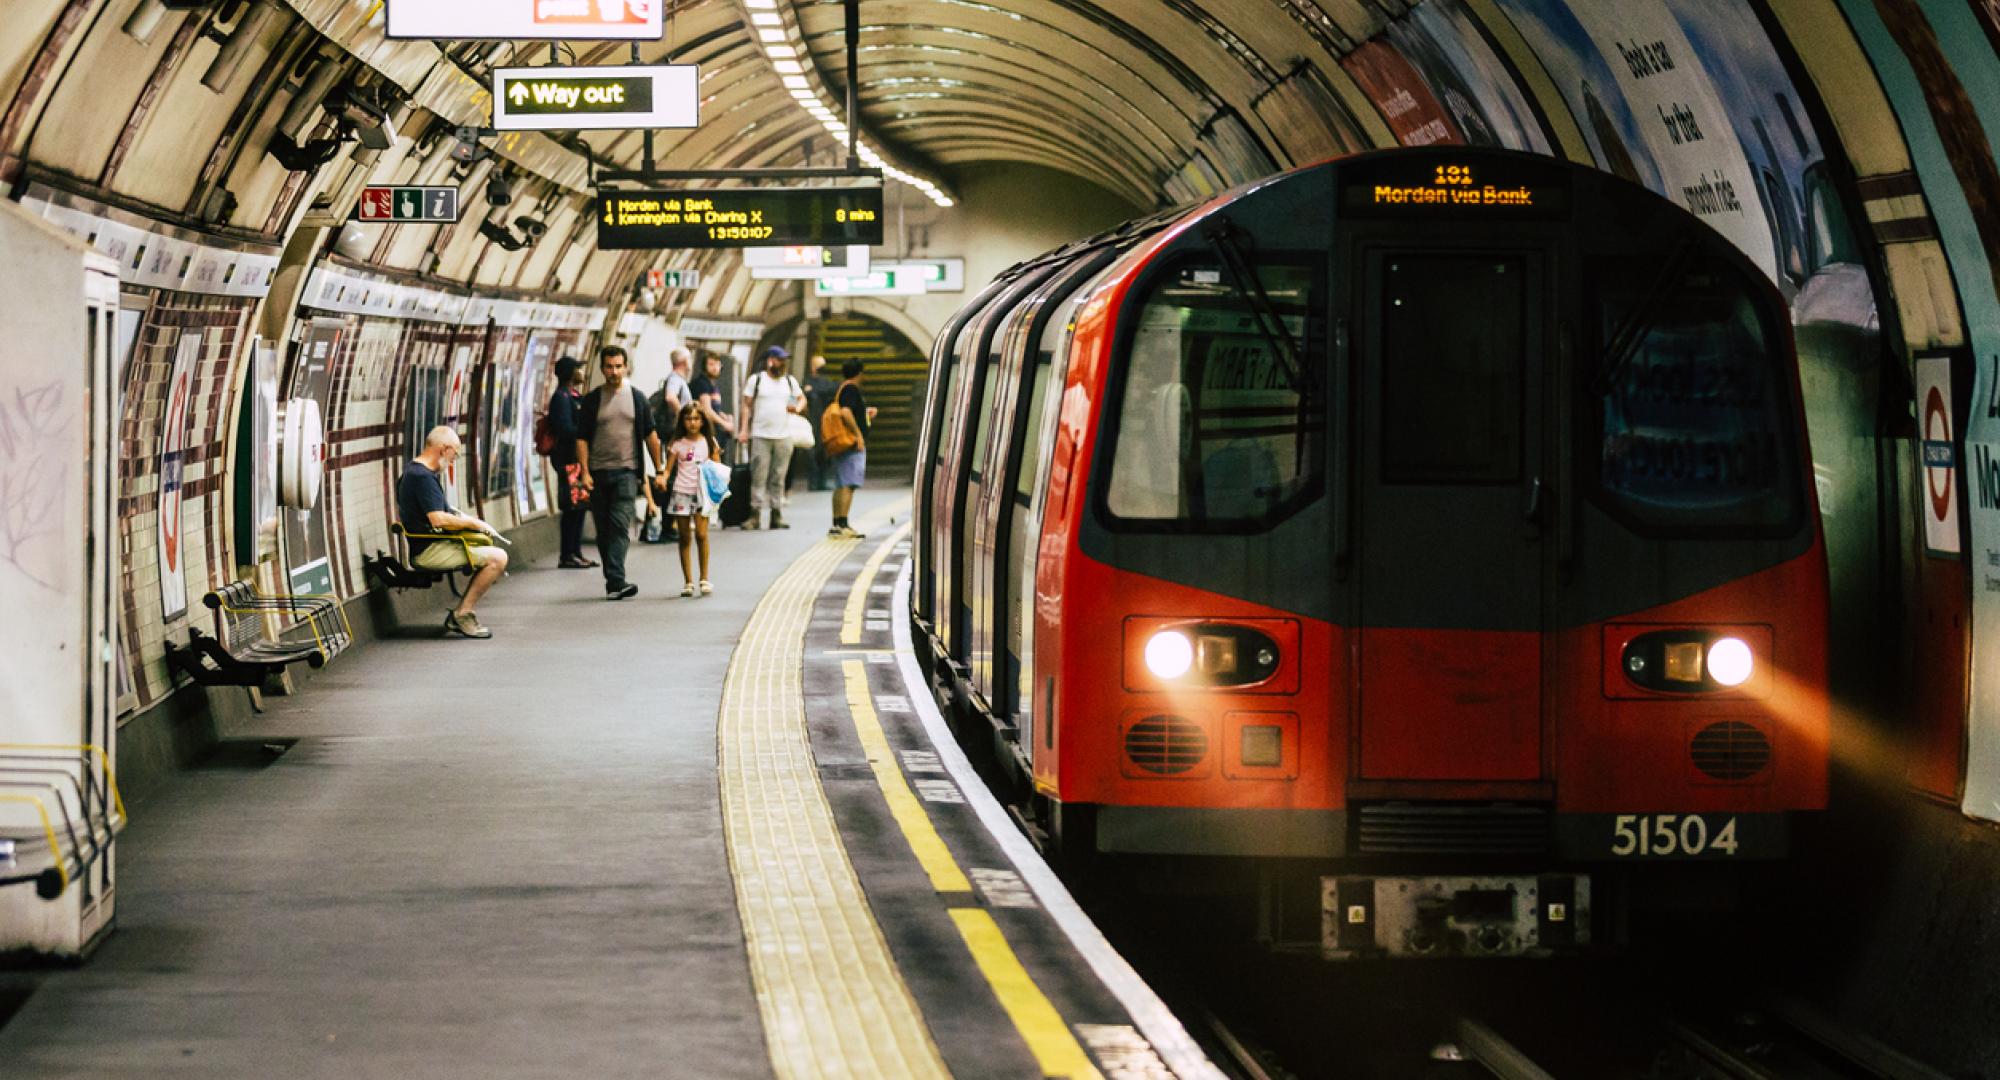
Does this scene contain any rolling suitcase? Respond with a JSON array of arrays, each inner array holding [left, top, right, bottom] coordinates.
[[719, 462, 755, 527]]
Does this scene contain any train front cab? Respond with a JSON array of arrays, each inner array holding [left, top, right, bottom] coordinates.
[[1028, 150, 1829, 958]]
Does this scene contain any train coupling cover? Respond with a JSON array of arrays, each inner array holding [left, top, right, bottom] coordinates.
[[1320, 874, 1591, 959]]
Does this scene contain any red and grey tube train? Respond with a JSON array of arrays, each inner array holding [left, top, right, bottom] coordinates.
[[911, 147, 1828, 958]]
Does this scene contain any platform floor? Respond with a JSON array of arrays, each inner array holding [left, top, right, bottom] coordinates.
[[0, 491, 1212, 1079]]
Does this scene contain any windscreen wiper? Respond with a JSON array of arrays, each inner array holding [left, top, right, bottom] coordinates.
[[1591, 241, 1697, 396], [1199, 217, 1308, 394]]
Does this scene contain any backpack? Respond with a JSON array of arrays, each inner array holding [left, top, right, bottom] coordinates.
[[820, 380, 861, 457], [533, 411, 556, 456]]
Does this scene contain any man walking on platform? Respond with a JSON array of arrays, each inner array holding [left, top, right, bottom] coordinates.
[[575, 346, 667, 600], [742, 345, 806, 530]]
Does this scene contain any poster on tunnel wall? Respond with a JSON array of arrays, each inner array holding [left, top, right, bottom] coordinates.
[[517, 334, 554, 518], [1385, 0, 1555, 153], [1836, 0, 2000, 821], [1490, 0, 1776, 278], [1341, 40, 1465, 147]]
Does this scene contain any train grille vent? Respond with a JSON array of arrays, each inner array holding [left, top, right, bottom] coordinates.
[[1355, 803, 1550, 855], [1690, 721, 1771, 781], [1124, 716, 1208, 775]]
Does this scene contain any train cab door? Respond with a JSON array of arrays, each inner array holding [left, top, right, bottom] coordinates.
[[1350, 244, 1551, 782]]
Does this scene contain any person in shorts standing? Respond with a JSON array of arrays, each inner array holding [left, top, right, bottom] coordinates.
[[741, 345, 806, 530], [827, 359, 877, 539], [574, 346, 666, 600]]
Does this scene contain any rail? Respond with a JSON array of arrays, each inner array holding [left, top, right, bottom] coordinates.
[[0, 744, 126, 901]]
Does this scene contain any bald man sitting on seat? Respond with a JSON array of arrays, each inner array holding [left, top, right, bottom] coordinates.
[[398, 426, 509, 639]]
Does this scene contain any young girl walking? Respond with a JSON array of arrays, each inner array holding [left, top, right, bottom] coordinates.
[[662, 404, 720, 596]]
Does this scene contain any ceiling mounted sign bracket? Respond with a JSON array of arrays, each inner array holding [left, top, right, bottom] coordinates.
[[845, 0, 859, 171], [597, 167, 884, 184]]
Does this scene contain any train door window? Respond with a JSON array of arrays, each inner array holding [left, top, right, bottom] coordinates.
[[1591, 252, 1802, 533], [1379, 255, 1526, 484], [970, 311, 1030, 478], [1104, 259, 1325, 527]]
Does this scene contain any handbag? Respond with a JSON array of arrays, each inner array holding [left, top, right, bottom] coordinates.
[[563, 462, 589, 507], [786, 412, 815, 451], [700, 458, 732, 505]]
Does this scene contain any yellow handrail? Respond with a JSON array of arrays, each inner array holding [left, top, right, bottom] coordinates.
[[0, 792, 70, 895], [0, 743, 127, 825]]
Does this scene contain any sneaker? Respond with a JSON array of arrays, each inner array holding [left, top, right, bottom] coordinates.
[[681, 583, 695, 597], [833, 525, 867, 540], [607, 583, 639, 601], [744, 517, 763, 531], [770, 513, 790, 530], [444, 611, 492, 639], [699, 580, 713, 596]]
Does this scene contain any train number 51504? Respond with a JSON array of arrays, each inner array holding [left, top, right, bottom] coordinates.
[[1610, 814, 1739, 857]]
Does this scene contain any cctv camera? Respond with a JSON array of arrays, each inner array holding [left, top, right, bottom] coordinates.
[[515, 214, 548, 239], [486, 173, 513, 207]]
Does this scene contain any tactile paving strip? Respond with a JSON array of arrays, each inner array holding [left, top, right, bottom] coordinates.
[[719, 535, 952, 1080]]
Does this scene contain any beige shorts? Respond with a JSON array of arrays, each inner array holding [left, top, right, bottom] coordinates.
[[414, 540, 496, 570]]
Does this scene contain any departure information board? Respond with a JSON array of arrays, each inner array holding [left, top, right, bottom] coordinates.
[[595, 187, 884, 249], [1340, 156, 1570, 219]]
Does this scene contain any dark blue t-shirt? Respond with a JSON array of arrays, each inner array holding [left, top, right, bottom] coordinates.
[[398, 461, 450, 554]]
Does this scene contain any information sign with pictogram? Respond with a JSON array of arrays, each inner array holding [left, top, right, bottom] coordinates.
[[387, 0, 664, 41], [357, 186, 460, 223]]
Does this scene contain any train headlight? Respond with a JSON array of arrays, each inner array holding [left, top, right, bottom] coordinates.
[[1707, 637, 1754, 687], [1145, 630, 1195, 680]]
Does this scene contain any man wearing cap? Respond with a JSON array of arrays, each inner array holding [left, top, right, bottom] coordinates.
[[741, 345, 806, 530]]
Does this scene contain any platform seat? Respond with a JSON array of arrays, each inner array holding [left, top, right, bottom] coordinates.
[[362, 523, 477, 593], [0, 744, 126, 901], [163, 580, 352, 687]]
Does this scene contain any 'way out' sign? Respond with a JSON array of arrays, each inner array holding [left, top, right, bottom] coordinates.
[[492, 66, 698, 132]]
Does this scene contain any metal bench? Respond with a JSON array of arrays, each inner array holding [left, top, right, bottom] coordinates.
[[0, 743, 125, 901], [163, 580, 352, 687], [362, 523, 479, 594]]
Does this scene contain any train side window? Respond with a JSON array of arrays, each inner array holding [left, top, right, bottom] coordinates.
[[1104, 258, 1325, 528], [1591, 253, 1803, 534]]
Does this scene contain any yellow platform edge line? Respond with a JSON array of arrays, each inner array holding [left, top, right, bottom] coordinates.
[[843, 659, 972, 894], [842, 520, 910, 644], [719, 535, 952, 1080], [949, 909, 1106, 1080]]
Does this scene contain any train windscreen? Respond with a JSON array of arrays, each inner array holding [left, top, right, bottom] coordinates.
[[1104, 258, 1326, 527], [1591, 251, 1803, 534]]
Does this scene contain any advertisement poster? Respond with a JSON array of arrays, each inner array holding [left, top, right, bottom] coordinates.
[[1387, 0, 1554, 153], [1916, 351, 1962, 557], [387, 0, 662, 41], [1341, 40, 1464, 147], [252, 339, 279, 564], [155, 332, 200, 621], [483, 359, 521, 502], [282, 324, 339, 598], [445, 345, 473, 506], [518, 334, 555, 517]]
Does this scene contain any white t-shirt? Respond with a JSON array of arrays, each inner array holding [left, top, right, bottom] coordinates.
[[745, 371, 800, 440]]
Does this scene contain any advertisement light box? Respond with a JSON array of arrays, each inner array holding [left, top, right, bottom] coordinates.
[[388, 0, 665, 41]]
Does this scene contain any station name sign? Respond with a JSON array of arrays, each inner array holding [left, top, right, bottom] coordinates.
[[493, 66, 697, 132], [1341, 159, 1570, 219], [596, 187, 884, 250], [387, 0, 664, 41]]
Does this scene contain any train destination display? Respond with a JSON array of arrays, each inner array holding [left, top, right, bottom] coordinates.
[[596, 187, 884, 249], [492, 66, 697, 132], [1342, 159, 1570, 218]]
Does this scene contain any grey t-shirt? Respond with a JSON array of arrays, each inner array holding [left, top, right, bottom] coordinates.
[[591, 383, 637, 469]]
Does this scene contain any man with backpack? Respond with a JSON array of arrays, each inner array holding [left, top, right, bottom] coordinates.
[[741, 345, 806, 530], [574, 346, 666, 599]]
